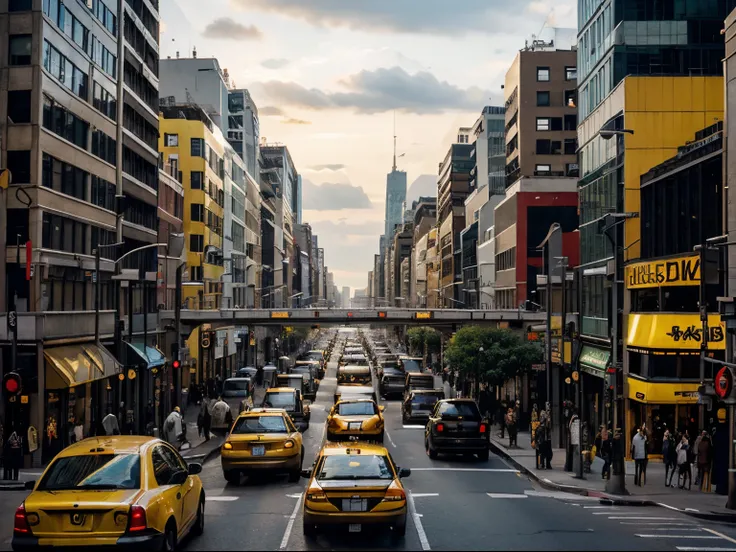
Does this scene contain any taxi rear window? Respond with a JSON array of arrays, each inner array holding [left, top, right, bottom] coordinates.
[[317, 454, 393, 481], [233, 416, 287, 434], [39, 454, 141, 491], [264, 392, 296, 410], [338, 402, 377, 416]]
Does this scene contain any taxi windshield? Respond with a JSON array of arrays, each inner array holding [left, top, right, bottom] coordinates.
[[232, 416, 287, 434], [38, 454, 141, 491], [413, 394, 442, 404], [264, 392, 296, 410], [318, 454, 393, 481], [338, 402, 376, 416], [224, 380, 250, 394]]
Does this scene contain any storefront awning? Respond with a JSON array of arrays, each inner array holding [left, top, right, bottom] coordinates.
[[579, 346, 609, 377], [44, 343, 121, 389], [131, 342, 166, 369], [627, 313, 725, 351], [627, 376, 700, 405]]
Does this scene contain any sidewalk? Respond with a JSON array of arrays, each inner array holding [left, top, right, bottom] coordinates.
[[490, 427, 736, 523]]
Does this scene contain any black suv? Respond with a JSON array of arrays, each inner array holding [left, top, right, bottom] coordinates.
[[424, 399, 490, 461]]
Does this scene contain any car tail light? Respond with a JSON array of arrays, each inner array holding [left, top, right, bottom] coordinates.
[[383, 481, 406, 502], [14, 503, 30, 534], [480, 423, 488, 434], [223, 442, 233, 450], [436, 423, 444, 433], [128, 506, 147, 532], [306, 482, 327, 502]]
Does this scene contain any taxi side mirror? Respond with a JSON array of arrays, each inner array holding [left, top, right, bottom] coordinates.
[[399, 468, 411, 478], [379, 405, 385, 412], [300, 468, 312, 479], [188, 463, 203, 475], [24, 480, 35, 490], [170, 470, 188, 485]]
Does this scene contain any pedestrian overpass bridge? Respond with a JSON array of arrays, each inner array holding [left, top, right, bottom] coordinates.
[[162, 307, 548, 333]]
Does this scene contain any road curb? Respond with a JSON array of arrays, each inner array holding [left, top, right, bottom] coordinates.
[[0, 482, 26, 492], [489, 440, 736, 523], [182, 438, 225, 465]]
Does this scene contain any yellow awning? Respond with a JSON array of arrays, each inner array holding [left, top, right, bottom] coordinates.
[[627, 313, 725, 351], [627, 377, 700, 405], [44, 343, 121, 389]]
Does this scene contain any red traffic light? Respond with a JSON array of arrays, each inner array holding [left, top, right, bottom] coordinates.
[[172, 360, 181, 370], [3, 372, 21, 396], [715, 366, 733, 399]]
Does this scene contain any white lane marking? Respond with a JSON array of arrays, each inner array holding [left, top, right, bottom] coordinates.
[[206, 496, 239, 502], [609, 516, 679, 520], [523, 490, 600, 501], [703, 528, 736, 546], [403, 425, 426, 429], [279, 492, 303, 550], [677, 546, 736, 552], [658, 502, 684, 512], [411, 493, 439, 498], [686, 508, 701, 512], [621, 522, 696, 526], [584, 506, 619, 509], [636, 535, 721, 539], [407, 491, 431, 551], [648, 528, 706, 532], [286, 494, 302, 499], [385, 429, 397, 448], [410, 468, 518, 473], [487, 493, 528, 499]]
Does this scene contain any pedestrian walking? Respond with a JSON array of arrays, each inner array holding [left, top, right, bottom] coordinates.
[[697, 432, 712, 491], [163, 407, 185, 450], [631, 425, 648, 486], [601, 426, 612, 480], [663, 428, 677, 487], [506, 407, 518, 448], [102, 408, 120, 436], [498, 400, 507, 439], [536, 411, 547, 469], [676, 434, 692, 490], [198, 398, 212, 441]]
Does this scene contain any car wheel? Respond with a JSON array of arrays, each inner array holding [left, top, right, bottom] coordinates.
[[192, 496, 205, 536], [303, 520, 317, 537], [393, 516, 407, 539], [478, 448, 490, 462], [425, 437, 438, 460], [223, 470, 240, 485], [162, 522, 177, 551]]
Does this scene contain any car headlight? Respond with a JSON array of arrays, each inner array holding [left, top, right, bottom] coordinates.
[[223, 442, 233, 450], [284, 440, 295, 449]]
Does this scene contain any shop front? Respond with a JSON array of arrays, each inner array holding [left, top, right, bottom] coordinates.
[[625, 312, 725, 456], [42, 343, 121, 464], [578, 345, 608, 435]]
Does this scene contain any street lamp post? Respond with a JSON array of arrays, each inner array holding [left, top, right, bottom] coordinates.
[[477, 346, 484, 400]]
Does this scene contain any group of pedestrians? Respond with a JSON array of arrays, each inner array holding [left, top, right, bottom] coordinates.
[[662, 428, 713, 491]]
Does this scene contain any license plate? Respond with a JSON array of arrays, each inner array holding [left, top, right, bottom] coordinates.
[[343, 498, 367, 512], [63, 513, 94, 532], [349, 422, 362, 431], [349, 524, 362, 533], [252, 445, 265, 456]]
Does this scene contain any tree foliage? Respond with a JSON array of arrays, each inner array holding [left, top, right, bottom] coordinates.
[[407, 327, 441, 356], [444, 326, 543, 384]]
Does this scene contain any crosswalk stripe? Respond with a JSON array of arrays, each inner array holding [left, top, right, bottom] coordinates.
[[487, 493, 528, 499], [584, 505, 618, 509], [402, 425, 425, 429], [206, 496, 239, 502], [676, 548, 736, 551], [609, 516, 678, 520], [636, 535, 721, 539]]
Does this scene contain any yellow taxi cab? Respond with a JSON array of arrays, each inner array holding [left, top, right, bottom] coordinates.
[[221, 408, 304, 485], [301, 443, 410, 539], [327, 399, 385, 443], [12, 436, 204, 551]]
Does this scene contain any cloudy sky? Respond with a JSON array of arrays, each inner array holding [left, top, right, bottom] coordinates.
[[160, 0, 576, 293]]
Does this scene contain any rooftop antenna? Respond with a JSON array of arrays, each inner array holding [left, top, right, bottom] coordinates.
[[392, 111, 397, 171]]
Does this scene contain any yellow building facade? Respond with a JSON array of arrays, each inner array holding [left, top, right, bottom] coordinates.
[[159, 107, 228, 387]]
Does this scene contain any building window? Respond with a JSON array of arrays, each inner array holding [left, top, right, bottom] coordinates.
[[92, 81, 117, 120], [564, 89, 577, 108], [564, 114, 577, 131], [564, 138, 577, 155], [190, 234, 204, 253], [9, 35, 32, 65], [165, 133, 178, 147], [7, 90, 31, 123], [91, 129, 117, 165], [9, 0, 32, 11], [191, 138, 204, 157], [565, 66, 577, 81], [42, 95, 89, 148], [536, 140, 551, 155], [91, 176, 116, 210], [7, 150, 31, 184], [190, 171, 203, 190], [42, 212, 88, 255], [91, 36, 116, 78], [190, 204, 204, 222], [536, 118, 550, 131], [537, 91, 550, 106], [496, 247, 516, 271], [537, 67, 550, 81], [536, 164, 552, 174], [42, 153, 88, 201], [43, 40, 88, 100]]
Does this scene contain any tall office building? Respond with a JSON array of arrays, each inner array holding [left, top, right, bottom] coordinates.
[[576, 0, 735, 451], [384, 139, 407, 243], [0, 0, 160, 460]]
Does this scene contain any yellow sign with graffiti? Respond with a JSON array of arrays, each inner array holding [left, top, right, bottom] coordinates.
[[625, 255, 700, 289], [627, 313, 725, 351], [627, 377, 700, 404]]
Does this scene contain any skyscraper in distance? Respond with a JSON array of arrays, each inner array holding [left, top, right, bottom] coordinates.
[[384, 128, 407, 243]]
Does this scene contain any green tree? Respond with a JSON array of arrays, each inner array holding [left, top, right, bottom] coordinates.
[[444, 326, 543, 386], [407, 327, 441, 356]]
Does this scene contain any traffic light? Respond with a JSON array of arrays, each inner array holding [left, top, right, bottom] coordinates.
[[715, 366, 734, 400], [3, 372, 22, 397], [172, 359, 181, 370]]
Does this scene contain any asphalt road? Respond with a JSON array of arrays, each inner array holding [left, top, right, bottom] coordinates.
[[5, 336, 736, 551]]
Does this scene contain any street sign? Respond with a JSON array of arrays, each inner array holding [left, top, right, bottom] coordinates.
[[128, 369, 137, 380], [271, 311, 290, 319], [7, 310, 17, 329], [20, 395, 28, 404], [570, 418, 580, 446]]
